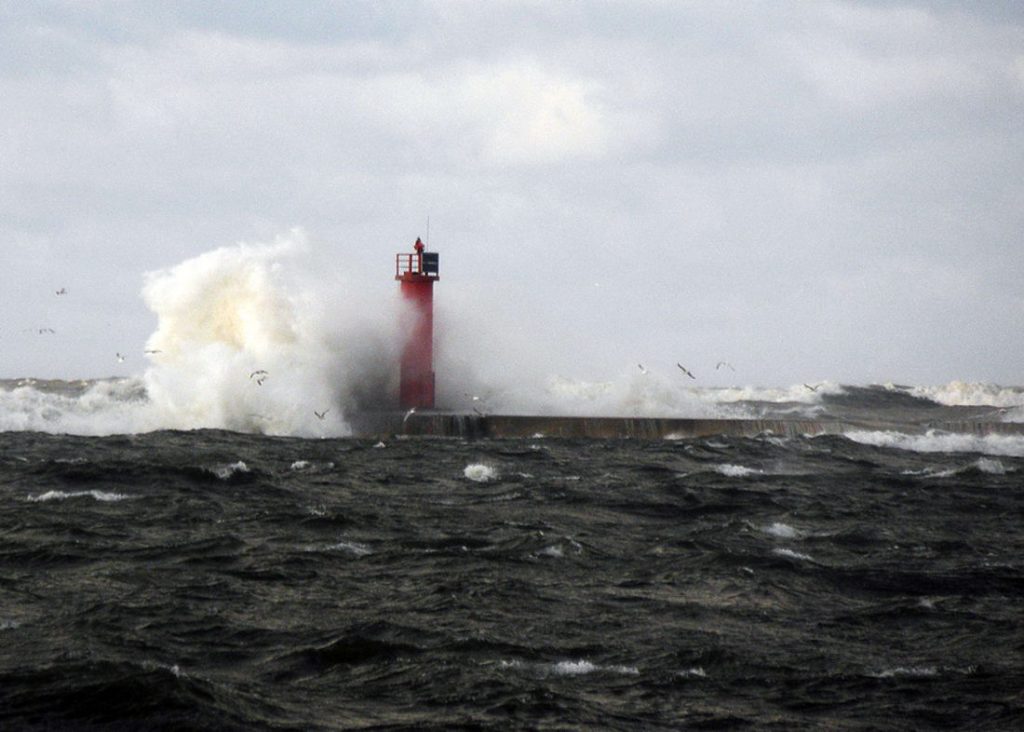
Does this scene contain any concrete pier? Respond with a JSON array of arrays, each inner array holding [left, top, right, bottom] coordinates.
[[349, 412, 1024, 440]]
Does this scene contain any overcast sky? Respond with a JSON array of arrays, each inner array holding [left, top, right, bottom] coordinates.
[[2, 0, 1022, 387]]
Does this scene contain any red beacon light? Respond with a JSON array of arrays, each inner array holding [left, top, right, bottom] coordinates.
[[395, 238, 439, 409]]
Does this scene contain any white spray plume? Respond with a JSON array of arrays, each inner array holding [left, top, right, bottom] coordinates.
[[140, 229, 398, 436], [20, 230, 1018, 436]]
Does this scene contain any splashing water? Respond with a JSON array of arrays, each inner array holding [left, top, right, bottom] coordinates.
[[140, 230, 399, 436], [464, 464, 499, 482], [1, 231, 1023, 438]]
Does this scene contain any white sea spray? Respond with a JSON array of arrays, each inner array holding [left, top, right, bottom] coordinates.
[[464, 463, 498, 482], [872, 666, 939, 678], [773, 547, 814, 562], [211, 461, 250, 480], [907, 381, 1024, 408], [317, 540, 373, 557], [845, 429, 1024, 458], [27, 490, 130, 502], [764, 522, 799, 539], [715, 464, 763, 477], [677, 667, 707, 678], [975, 457, 1009, 474]]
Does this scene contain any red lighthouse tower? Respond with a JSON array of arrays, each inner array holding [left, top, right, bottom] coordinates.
[[396, 238, 439, 409]]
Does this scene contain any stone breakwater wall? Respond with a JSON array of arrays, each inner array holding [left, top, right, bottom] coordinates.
[[350, 413, 1024, 439]]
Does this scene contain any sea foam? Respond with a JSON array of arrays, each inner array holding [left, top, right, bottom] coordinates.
[[764, 522, 800, 539], [464, 464, 499, 482], [715, 463, 763, 477], [845, 429, 1024, 458], [27, 489, 130, 503], [907, 381, 1024, 408], [773, 547, 814, 562], [501, 659, 639, 677]]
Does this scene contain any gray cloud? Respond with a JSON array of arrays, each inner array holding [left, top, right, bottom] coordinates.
[[1, 1, 1021, 386]]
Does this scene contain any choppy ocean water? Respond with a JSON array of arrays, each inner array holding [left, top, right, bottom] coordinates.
[[2, 385, 1023, 729]]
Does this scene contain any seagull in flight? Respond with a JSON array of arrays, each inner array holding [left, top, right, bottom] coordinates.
[[314, 409, 329, 420], [249, 370, 268, 386], [638, 364, 648, 375], [55, 287, 67, 296], [676, 363, 696, 379], [116, 353, 126, 363], [716, 361, 735, 372], [37, 328, 55, 334], [803, 383, 821, 392], [402, 407, 416, 424]]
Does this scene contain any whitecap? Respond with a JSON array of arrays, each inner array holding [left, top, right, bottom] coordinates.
[[872, 666, 939, 678], [140, 660, 188, 679], [845, 429, 1024, 458], [606, 664, 640, 675], [909, 381, 1024, 408], [500, 658, 639, 677], [772, 547, 814, 561], [715, 464, 762, 477], [976, 457, 1009, 474], [763, 522, 799, 539], [212, 461, 249, 479], [551, 659, 638, 676], [464, 463, 498, 482], [676, 667, 707, 678], [320, 540, 373, 557], [27, 489, 130, 503]]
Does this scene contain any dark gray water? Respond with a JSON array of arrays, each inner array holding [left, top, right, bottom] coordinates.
[[1, 417, 1022, 730]]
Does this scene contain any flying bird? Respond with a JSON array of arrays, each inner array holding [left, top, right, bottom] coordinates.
[[638, 364, 648, 374], [314, 409, 329, 420], [116, 353, 126, 363], [803, 383, 821, 392], [676, 363, 696, 379], [716, 361, 735, 371], [55, 288, 67, 296], [249, 370, 268, 386], [402, 407, 416, 424], [37, 328, 55, 334]]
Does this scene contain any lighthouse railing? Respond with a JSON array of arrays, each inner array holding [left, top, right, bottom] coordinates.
[[395, 252, 439, 279], [396, 253, 421, 277]]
